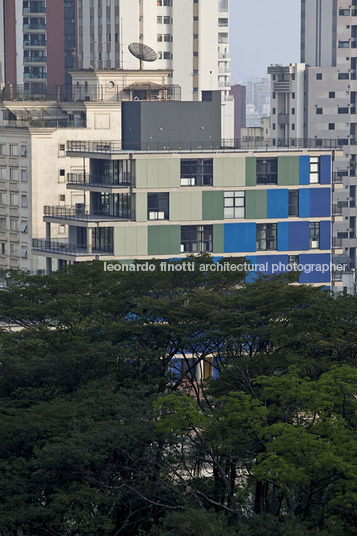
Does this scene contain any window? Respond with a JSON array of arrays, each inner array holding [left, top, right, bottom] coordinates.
[[21, 194, 28, 208], [157, 34, 163, 42], [20, 246, 28, 258], [180, 159, 213, 186], [10, 243, 17, 256], [0, 193, 5, 205], [58, 224, 66, 234], [193, 16, 199, 21], [291, 108, 295, 115], [0, 243, 5, 254], [224, 191, 245, 219], [272, 108, 276, 114], [338, 41, 350, 48], [256, 157, 278, 185], [181, 225, 213, 253], [20, 221, 28, 233], [59, 195, 65, 202], [164, 34, 171, 42], [338, 73, 349, 79], [310, 156, 320, 183], [328, 123, 335, 130], [329, 91, 335, 98], [316, 108, 323, 114], [0, 218, 6, 230], [0, 144, 6, 155], [256, 223, 277, 251], [21, 169, 28, 182], [292, 92, 295, 99], [0, 167, 6, 179], [338, 107, 349, 114], [10, 218, 18, 231], [316, 73, 322, 80], [9, 168, 18, 180], [309, 222, 320, 249], [157, 16, 162, 23], [291, 124, 295, 130], [272, 123, 276, 130], [288, 190, 299, 217], [163, 16, 171, 24], [339, 8, 350, 15], [193, 51, 198, 57], [20, 145, 27, 157], [163, 51, 171, 59], [9, 144, 18, 156], [272, 92, 276, 99], [10, 193, 18, 206], [147, 193, 169, 220]]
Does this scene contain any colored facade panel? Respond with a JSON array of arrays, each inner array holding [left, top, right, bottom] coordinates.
[[136, 192, 147, 222], [136, 158, 180, 188], [148, 225, 181, 255], [114, 226, 148, 257], [254, 255, 290, 275], [245, 190, 267, 219], [202, 191, 224, 220], [320, 155, 331, 185], [299, 189, 310, 218], [278, 222, 289, 251], [299, 156, 310, 185], [278, 156, 300, 185], [310, 188, 331, 218], [245, 157, 257, 186], [224, 222, 256, 253], [170, 191, 202, 221], [299, 254, 331, 284], [213, 157, 245, 187], [213, 224, 224, 253], [288, 221, 310, 251], [320, 221, 331, 250], [267, 189, 289, 218]]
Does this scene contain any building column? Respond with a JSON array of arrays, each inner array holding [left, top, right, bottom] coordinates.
[[87, 228, 92, 254], [45, 222, 52, 275]]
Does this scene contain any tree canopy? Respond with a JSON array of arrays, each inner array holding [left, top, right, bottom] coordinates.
[[0, 257, 356, 536]]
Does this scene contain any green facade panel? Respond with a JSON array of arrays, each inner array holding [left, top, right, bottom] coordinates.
[[148, 225, 181, 256], [278, 156, 300, 185], [202, 191, 224, 221], [135, 192, 147, 222], [245, 190, 267, 219], [170, 191, 202, 221], [245, 157, 257, 186], [136, 158, 180, 189], [213, 224, 224, 253], [114, 226, 148, 257], [213, 157, 246, 187]]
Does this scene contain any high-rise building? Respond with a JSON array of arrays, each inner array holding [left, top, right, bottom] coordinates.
[[230, 84, 246, 139], [0, 0, 76, 95], [76, 0, 231, 102]]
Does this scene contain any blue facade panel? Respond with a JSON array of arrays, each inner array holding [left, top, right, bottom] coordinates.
[[320, 221, 331, 250], [288, 222, 310, 251], [299, 189, 310, 218], [299, 254, 331, 284], [278, 222, 289, 251], [299, 156, 310, 185], [224, 223, 256, 253], [310, 188, 331, 217], [320, 155, 331, 185], [254, 255, 290, 275], [267, 189, 289, 218]]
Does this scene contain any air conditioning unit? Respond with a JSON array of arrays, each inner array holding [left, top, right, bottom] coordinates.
[[75, 203, 85, 216], [37, 269, 45, 275]]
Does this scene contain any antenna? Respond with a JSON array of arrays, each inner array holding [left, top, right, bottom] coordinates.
[[128, 42, 158, 70]]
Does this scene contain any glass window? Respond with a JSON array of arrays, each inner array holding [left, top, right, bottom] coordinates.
[[256, 157, 278, 185], [256, 223, 277, 251], [181, 225, 213, 253], [10, 218, 18, 231], [147, 193, 169, 220], [10, 193, 18, 205], [310, 222, 320, 249], [0, 217, 6, 230], [310, 157, 320, 183], [224, 191, 245, 219], [9, 144, 18, 156], [288, 190, 299, 217], [329, 91, 335, 98], [180, 159, 213, 186]]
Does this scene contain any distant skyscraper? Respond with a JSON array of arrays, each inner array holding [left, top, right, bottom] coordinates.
[[0, 0, 75, 94]]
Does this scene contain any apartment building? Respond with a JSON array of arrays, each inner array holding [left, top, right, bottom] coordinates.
[[0, 68, 176, 276], [230, 84, 246, 139], [0, 0, 75, 92], [76, 0, 231, 102]]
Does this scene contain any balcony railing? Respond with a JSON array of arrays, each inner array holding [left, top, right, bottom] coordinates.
[[23, 72, 47, 79], [43, 205, 134, 221], [67, 173, 134, 188], [23, 6, 46, 13], [23, 23, 46, 30], [32, 239, 114, 256], [23, 56, 47, 63], [66, 138, 342, 155], [23, 40, 46, 47]]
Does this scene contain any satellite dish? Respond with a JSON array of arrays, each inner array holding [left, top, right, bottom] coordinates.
[[128, 42, 158, 70]]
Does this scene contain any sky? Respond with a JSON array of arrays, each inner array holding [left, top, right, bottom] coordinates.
[[229, 0, 301, 83]]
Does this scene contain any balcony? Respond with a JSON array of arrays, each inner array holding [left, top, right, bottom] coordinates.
[[272, 81, 291, 93], [32, 239, 114, 257], [67, 172, 135, 189], [23, 23, 46, 30], [23, 6, 46, 14], [23, 72, 47, 79], [23, 40, 46, 47], [23, 56, 47, 64], [43, 205, 134, 222]]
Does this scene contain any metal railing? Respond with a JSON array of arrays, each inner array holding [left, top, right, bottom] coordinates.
[[32, 239, 113, 256], [66, 138, 342, 155], [67, 172, 134, 188], [43, 205, 134, 221], [2, 118, 86, 129]]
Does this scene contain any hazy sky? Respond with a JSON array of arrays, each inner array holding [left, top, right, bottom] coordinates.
[[230, 0, 301, 83]]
